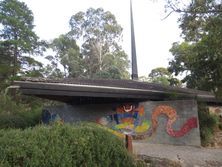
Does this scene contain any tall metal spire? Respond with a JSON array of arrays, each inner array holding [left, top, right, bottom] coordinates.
[[130, 0, 138, 80]]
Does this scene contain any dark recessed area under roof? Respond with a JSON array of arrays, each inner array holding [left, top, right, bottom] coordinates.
[[11, 77, 220, 105]]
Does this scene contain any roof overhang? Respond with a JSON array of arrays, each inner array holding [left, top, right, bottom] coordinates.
[[11, 78, 220, 104]]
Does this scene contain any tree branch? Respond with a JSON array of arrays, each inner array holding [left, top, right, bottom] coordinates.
[[161, 10, 174, 20], [175, 9, 222, 14]]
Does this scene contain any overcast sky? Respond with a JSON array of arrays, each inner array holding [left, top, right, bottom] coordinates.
[[21, 0, 182, 77]]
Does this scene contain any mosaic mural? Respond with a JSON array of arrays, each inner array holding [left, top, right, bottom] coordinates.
[[41, 102, 198, 141], [152, 105, 198, 137], [42, 109, 63, 124], [96, 104, 150, 136], [96, 104, 198, 139]]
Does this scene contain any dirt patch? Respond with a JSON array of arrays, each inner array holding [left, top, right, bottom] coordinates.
[[135, 155, 182, 167]]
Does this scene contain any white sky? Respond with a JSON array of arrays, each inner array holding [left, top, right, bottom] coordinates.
[[21, 0, 182, 77]]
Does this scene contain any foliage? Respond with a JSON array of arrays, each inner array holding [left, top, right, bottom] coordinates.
[[0, 92, 42, 129], [0, 108, 41, 129], [168, 0, 222, 97], [149, 67, 171, 85], [50, 34, 83, 78], [0, 42, 13, 82], [0, 93, 28, 114], [1, 4, 129, 80], [198, 104, 218, 146], [59, 7, 130, 79], [0, 123, 135, 167], [0, 0, 45, 80], [148, 67, 181, 86], [165, 0, 222, 17], [41, 63, 64, 79]]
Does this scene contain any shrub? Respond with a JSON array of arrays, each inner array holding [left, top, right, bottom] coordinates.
[[0, 123, 135, 167], [0, 93, 28, 114], [198, 104, 218, 146], [0, 108, 42, 129], [0, 93, 42, 129]]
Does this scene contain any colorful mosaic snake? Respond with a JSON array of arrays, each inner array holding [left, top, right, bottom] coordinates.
[[96, 104, 198, 138], [151, 105, 198, 137]]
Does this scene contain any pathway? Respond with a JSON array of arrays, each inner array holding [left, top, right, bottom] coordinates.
[[133, 142, 222, 167]]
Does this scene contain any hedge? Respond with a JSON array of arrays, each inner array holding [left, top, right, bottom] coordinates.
[[0, 123, 135, 167]]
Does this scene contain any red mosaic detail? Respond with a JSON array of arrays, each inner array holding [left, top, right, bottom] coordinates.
[[152, 105, 198, 137]]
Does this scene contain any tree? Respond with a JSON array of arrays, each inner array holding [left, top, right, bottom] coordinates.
[[0, 0, 44, 79], [168, 0, 222, 97], [164, 0, 222, 20], [0, 41, 13, 89], [51, 34, 83, 78], [0, 42, 13, 80], [149, 67, 171, 85], [67, 8, 129, 79], [148, 67, 181, 86]]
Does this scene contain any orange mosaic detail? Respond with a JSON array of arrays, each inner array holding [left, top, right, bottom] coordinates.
[[152, 105, 198, 137]]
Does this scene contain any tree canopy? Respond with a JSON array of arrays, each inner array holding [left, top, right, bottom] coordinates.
[[65, 8, 130, 79], [0, 3, 129, 82], [149, 67, 171, 85], [168, 0, 222, 97], [50, 34, 82, 78], [0, 0, 44, 80], [148, 67, 181, 86]]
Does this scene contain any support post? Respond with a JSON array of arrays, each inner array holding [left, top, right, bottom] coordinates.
[[125, 134, 133, 153]]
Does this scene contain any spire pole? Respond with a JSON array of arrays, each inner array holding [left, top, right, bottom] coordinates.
[[130, 0, 138, 80]]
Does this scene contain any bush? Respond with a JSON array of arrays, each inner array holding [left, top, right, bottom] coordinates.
[[0, 93, 42, 129], [198, 104, 218, 146], [0, 93, 29, 114], [0, 108, 42, 129], [0, 123, 135, 167]]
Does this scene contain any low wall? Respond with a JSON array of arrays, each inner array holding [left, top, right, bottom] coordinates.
[[42, 100, 201, 146]]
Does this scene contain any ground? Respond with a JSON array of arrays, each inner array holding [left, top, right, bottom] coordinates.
[[133, 142, 222, 167]]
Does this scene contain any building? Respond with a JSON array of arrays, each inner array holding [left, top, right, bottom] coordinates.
[[12, 77, 221, 146]]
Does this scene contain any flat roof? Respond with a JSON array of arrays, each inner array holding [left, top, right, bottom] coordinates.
[[12, 77, 220, 104]]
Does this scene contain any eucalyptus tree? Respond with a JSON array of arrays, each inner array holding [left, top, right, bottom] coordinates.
[[50, 34, 83, 78], [67, 8, 129, 79]]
